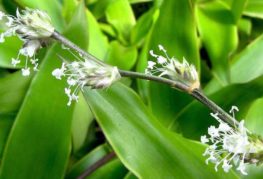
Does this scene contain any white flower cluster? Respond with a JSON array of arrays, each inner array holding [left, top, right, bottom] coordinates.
[[201, 106, 255, 175], [52, 56, 121, 106], [145, 45, 199, 90], [0, 8, 54, 76]]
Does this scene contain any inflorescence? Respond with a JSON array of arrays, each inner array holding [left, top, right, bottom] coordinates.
[[0, 8, 54, 76], [52, 55, 121, 106], [201, 106, 263, 175], [145, 45, 200, 91]]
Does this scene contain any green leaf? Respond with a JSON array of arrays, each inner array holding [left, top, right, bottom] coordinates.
[[231, 35, 263, 83], [0, 71, 31, 115], [71, 94, 94, 153], [105, 0, 136, 44], [86, 10, 109, 60], [0, 115, 13, 158], [88, 0, 114, 19], [196, 1, 238, 83], [87, 158, 127, 179], [231, 0, 248, 22], [130, 8, 156, 46], [124, 172, 137, 179], [67, 144, 112, 178], [204, 34, 263, 95], [0, 36, 23, 68], [62, 0, 78, 23], [148, 0, 200, 127], [0, 3, 88, 179], [15, 0, 65, 30], [245, 97, 263, 136], [242, 97, 263, 178], [238, 18, 252, 35], [129, 0, 152, 4], [105, 41, 137, 70], [244, 0, 263, 19], [83, 83, 237, 178]]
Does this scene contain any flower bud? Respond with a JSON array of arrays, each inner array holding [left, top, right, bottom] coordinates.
[[52, 56, 121, 106], [145, 45, 200, 91], [0, 8, 54, 76]]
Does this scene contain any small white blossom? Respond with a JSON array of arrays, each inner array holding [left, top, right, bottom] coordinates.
[[0, 8, 54, 76], [147, 61, 156, 69], [201, 106, 256, 175], [21, 68, 30, 76], [237, 161, 248, 175], [201, 135, 209, 144], [222, 160, 232, 172], [0, 11, 4, 20], [145, 45, 199, 90], [11, 58, 20, 66], [52, 55, 121, 106]]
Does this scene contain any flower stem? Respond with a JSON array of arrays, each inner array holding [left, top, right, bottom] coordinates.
[[191, 89, 238, 126], [51, 31, 238, 127]]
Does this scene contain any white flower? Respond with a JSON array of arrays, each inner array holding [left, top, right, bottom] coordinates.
[[0, 8, 54, 76], [52, 55, 121, 106], [201, 135, 209, 144], [52, 68, 65, 80], [157, 56, 167, 64], [147, 61, 156, 69], [222, 160, 232, 172], [201, 106, 257, 175], [21, 68, 30, 76], [237, 161, 248, 175], [19, 40, 41, 57], [145, 45, 199, 90], [149, 50, 157, 57], [0, 11, 4, 20], [158, 44, 166, 52], [11, 58, 20, 66]]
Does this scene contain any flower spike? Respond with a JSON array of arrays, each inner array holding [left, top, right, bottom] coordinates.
[[201, 106, 263, 175], [145, 45, 200, 91], [52, 55, 121, 106], [0, 8, 54, 76]]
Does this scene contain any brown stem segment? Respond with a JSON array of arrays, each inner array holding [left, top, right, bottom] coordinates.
[[77, 152, 116, 179], [191, 89, 238, 127]]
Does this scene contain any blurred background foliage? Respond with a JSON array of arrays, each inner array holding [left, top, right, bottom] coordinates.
[[0, 0, 262, 178]]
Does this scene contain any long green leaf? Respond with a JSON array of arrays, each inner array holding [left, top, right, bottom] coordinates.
[[0, 71, 31, 115], [0, 3, 88, 179], [0, 36, 23, 68], [231, 35, 263, 83], [105, 0, 136, 44], [83, 83, 237, 178], [148, 0, 200, 127], [244, 0, 263, 19], [196, 1, 238, 84]]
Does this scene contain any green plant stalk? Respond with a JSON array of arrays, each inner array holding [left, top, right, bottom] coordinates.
[[51, 31, 238, 127]]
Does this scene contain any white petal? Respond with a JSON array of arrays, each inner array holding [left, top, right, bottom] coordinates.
[[0, 33, 5, 43], [21, 68, 30, 76], [158, 44, 166, 52], [147, 61, 156, 69], [0, 11, 5, 20], [149, 50, 157, 57], [11, 58, 20, 66], [157, 56, 167, 64], [201, 135, 209, 144], [52, 68, 64, 80]]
